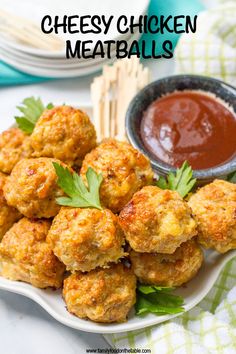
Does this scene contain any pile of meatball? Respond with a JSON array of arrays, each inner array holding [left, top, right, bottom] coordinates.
[[0, 105, 235, 324]]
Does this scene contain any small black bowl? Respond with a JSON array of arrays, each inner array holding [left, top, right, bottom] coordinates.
[[125, 74, 236, 183]]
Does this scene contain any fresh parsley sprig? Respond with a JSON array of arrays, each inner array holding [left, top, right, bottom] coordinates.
[[156, 161, 196, 198], [227, 171, 236, 183], [53, 162, 103, 210], [15, 97, 53, 134], [136, 285, 184, 316]]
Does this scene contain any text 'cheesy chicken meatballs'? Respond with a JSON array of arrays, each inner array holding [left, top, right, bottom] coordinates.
[[0, 127, 32, 174], [0, 171, 21, 240], [3, 157, 66, 218], [119, 186, 197, 254], [130, 239, 203, 287], [188, 179, 236, 253], [47, 207, 126, 272], [63, 263, 136, 323], [80, 139, 154, 213], [30, 106, 97, 167], [0, 218, 65, 288]]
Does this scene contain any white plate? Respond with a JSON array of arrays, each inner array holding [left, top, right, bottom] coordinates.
[[0, 26, 141, 65], [0, 43, 111, 67], [0, 51, 115, 78], [0, 27, 141, 63], [0, 31, 141, 77], [0, 110, 235, 333], [0, 30, 141, 71], [0, 47, 114, 70], [0, 0, 149, 58], [0, 249, 235, 334]]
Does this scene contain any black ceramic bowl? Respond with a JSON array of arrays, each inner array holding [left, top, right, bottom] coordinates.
[[125, 74, 236, 182]]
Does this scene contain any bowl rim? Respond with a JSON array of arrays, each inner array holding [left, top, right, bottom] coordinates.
[[125, 74, 236, 180]]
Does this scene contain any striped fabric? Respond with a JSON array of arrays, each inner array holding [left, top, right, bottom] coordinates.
[[104, 258, 236, 353], [174, 1, 236, 87]]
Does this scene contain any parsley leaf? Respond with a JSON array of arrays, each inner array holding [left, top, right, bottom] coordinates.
[[135, 285, 184, 316], [156, 175, 168, 190], [138, 285, 175, 294], [53, 162, 103, 210], [227, 171, 236, 183], [156, 161, 196, 198], [15, 97, 54, 134]]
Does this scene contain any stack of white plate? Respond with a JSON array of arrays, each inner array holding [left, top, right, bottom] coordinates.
[[0, 0, 149, 78]]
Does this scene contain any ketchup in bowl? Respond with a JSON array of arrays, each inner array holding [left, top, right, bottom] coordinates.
[[140, 91, 236, 170]]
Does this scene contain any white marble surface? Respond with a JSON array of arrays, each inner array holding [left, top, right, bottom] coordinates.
[[0, 58, 174, 353], [0, 290, 109, 354]]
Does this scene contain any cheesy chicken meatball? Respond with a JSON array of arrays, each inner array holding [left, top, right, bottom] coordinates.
[[3, 157, 65, 218], [47, 207, 126, 272], [0, 218, 65, 288], [0, 172, 21, 240], [80, 139, 154, 213], [119, 186, 197, 254], [188, 179, 236, 253], [130, 239, 203, 287], [63, 263, 136, 323], [30, 106, 97, 167], [0, 127, 32, 174]]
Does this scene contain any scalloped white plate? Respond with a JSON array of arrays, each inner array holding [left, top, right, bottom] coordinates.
[[0, 250, 235, 333], [0, 0, 149, 58], [0, 110, 235, 333], [0, 27, 141, 69], [0, 28, 141, 78]]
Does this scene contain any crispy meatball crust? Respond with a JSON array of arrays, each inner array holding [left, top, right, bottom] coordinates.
[[0, 127, 32, 174], [188, 179, 236, 253], [80, 139, 154, 213], [30, 106, 97, 166], [0, 172, 21, 240], [3, 157, 65, 218], [130, 239, 203, 287], [63, 263, 136, 323], [47, 207, 126, 272], [119, 186, 197, 254], [0, 218, 65, 288]]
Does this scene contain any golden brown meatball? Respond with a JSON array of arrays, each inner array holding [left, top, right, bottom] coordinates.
[[0, 172, 21, 240], [119, 186, 197, 254], [0, 218, 65, 288], [130, 239, 203, 287], [3, 157, 65, 218], [0, 127, 32, 174], [80, 139, 154, 213], [30, 106, 97, 166], [63, 263, 136, 323], [188, 179, 236, 253], [47, 207, 126, 272]]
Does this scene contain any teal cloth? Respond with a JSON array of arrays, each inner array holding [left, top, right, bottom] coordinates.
[[0, 61, 50, 86], [0, 0, 205, 86]]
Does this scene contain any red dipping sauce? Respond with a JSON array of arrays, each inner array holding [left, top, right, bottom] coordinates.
[[140, 91, 236, 169]]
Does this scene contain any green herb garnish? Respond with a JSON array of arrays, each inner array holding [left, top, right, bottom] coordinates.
[[135, 285, 184, 316], [53, 162, 103, 210], [156, 161, 196, 198], [227, 171, 236, 183], [15, 97, 53, 134]]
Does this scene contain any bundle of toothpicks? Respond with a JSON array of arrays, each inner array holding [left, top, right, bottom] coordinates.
[[91, 57, 150, 142]]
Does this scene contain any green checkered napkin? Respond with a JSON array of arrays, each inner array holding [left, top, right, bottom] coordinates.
[[175, 1, 236, 87], [104, 258, 236, 353]]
